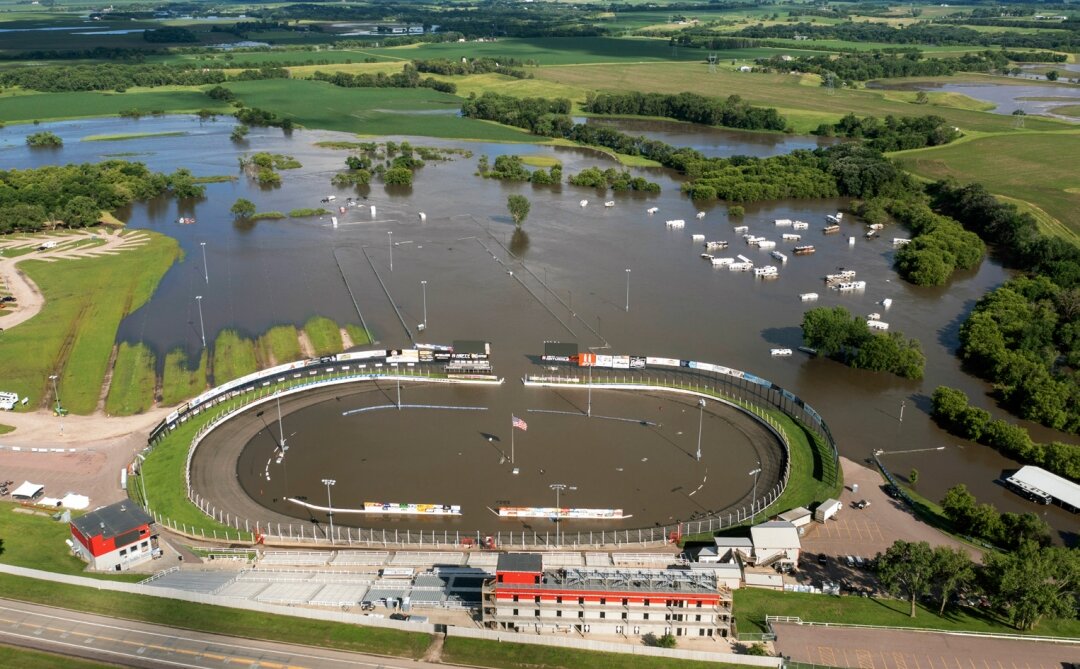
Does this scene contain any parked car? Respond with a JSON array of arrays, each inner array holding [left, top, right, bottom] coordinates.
[[855, 499, 870, 509]]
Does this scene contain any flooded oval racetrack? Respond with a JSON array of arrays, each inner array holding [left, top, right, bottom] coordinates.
[[193, 382, 785, 535]]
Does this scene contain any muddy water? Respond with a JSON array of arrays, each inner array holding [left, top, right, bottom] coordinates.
[[869, 81, 1080, 120], [3, 115, 1075, 540], [234, 384, 784, 533]]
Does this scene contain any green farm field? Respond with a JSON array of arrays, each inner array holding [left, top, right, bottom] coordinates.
[[895, 131, 1080, 240], [0, 89, 230, 124], [223, 79, 539, 141], [0, 231, 179, 415]]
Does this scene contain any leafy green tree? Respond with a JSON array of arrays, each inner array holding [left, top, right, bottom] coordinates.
[[0, 203, 47, 233], [230, 198, 256, 220], [230, 124, 249, 142], [657, 633, 677, 648], [915, 91, 929, 105], [1045, 70, 1058, 82], [168, 169, 206, 199], [802, 306, 860, 357], [383, 167, 413, 186], [507, 194, 531, 227], [876, 540, 936, 617], [728, 205, 745, 217], [931, 546, 974, 615], [61, 196, 102, 228], [983, 542, 1080, 630], [940, 484, 977, 529], [25, 131, 62, 148]]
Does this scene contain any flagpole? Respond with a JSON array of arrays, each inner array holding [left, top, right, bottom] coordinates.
[[511, 414, 515, 464]]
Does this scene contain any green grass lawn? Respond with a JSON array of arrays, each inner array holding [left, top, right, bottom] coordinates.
[[733, 588, 1080, 638], [82, 131, 187, 142], [211, 329, 258, 386], [256, 325, 303, 366], [895, 131, 1080, 240], [161, 348, 207, 407], [440, 637, 741, 669], [0, 232, 178, 414], [0, 424, 14, 435], [303, 316, 343, 356], [0, 504, 142, 581], [0, 89, 229, 124], [105, 342, 156, 416], [0, 644, 120, 669], [223, 79, 539, 142], [1050, 104, 1080, 118]]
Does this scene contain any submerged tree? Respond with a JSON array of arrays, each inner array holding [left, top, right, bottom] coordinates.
[[230, 198, 256, 220], [507, 194, 531, 227]]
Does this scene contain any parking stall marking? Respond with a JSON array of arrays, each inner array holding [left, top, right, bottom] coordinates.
[[855, 648, 875, 669]]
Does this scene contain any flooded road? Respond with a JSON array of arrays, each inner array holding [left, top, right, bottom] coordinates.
[[2, 114, 1075, 539]]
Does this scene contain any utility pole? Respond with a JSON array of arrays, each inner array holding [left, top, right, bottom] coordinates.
[[899, 399, 906, 423], [696, 398, 705, 461], [625, 268, 631, 312], [421, 280, 428, 330], [388, 231, 393, 271], [200, 242, 208, 285]]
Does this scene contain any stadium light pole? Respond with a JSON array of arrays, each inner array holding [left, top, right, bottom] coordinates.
[[421, 280, 428, 330], [322, 478, 336, 543], [748, 463, 762, 525], [388, 231, 393, 271], [49, 374, 63, 434], [625, 268, 631, 312], [550, 483, 577, 546], [696, 398, 706, 462], [200, 242, 208, 285], [195, 295, 206, 348]]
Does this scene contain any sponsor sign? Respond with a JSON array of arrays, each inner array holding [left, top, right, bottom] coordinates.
[[646, 356, 680, 367]]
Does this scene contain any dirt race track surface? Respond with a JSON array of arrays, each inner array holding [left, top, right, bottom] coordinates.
[[774, 623, 1080, 668]]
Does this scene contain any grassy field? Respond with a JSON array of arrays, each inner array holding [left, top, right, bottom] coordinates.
[[161, 348, 207, 407], [0, 89, 229, 124], [223, 79, 539, 142], [1050, 104, 1080, 118], [895, 131, 1080, 240], [0, 424, 14, 435], [0, 645, 120, 669], [0, 231, 178, 414], [440, 637, 741, 669], [256, 325, 303, 366], [105, 342, 156, 416], [0, 504, 142, 581], [0, 572, 432, 659], [733, 588, 1080, 638], [304, 316, 343, 356], [211, 329, 259, 386]]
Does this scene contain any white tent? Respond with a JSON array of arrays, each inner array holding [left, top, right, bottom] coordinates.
[[61, 493, 90, 510], [11, 481, 44, 500]]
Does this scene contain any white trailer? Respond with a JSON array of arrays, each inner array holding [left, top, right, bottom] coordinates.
[[814, 498, 842, 522]]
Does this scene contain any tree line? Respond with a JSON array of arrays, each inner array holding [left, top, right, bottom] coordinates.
[[939, 483, 1054, 550], [310, 65, 456, 94], [412, 58, 532, 80], [813, 113, 960, 152], [926, 181, 1080, 434], [567, 167, 660, 193], [933, 385, 1078, 480], [875, 539, 1077, 631], [583, 91, 787, 132], [0, 63, 289, 93], [0, 161, 204, 233], [461, 92, 912, 205], [477, 155, 562, 186], [801, 306, 926, 379], [878, 197, 986, 286], [733, 21, 1079, 51], [759, 50, 1010, 83]]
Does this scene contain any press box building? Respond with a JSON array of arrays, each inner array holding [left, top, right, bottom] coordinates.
[[482, 553, 733, 639], [70, 502, 156, 571]]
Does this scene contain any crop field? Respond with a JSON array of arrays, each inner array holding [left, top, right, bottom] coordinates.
[[0, 89, 230, 124], [0, 232, 178, 414], [149, 48, 407, 66], [223, 79, 538, 141], [534, 62, 1075, 133], [395, 36, 710, 64], [896, 131, 1080, 240]]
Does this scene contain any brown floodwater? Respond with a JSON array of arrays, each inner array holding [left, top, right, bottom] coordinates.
[[4, 114, 1075, 542]]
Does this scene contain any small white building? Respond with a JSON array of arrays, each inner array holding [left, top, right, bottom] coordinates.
[[750, 521, 801, 569], [777, 506, 812, 528]]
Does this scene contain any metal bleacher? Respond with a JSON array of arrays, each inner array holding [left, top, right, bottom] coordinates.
[[585, 552, 614, 567], [390, 552, 466, 566], [611, 553, 680, 567], [255, 581, 325, 605], [259, 551, 332, 567], [332, 551, 390, 566]]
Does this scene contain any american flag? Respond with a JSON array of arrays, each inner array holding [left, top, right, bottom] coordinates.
[[512, 415, 528, 431]]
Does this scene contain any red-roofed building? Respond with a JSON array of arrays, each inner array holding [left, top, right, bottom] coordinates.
[[70, 502, 156, 571]]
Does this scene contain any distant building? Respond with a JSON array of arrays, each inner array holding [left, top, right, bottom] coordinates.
[[738, 65, 753, 72], [70, 502, 156, 571], [482, 553, 733, 639]]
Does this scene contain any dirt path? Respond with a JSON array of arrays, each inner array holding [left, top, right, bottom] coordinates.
[[297, 329, 316, 358], [340, 327, 354, 350]]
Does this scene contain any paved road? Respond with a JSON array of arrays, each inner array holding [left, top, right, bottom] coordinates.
[[0, 599, 454, 669], [774, 622, 1080, 669]]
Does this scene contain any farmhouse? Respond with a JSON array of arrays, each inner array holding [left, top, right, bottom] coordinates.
[[70, 501, 157, 571]]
